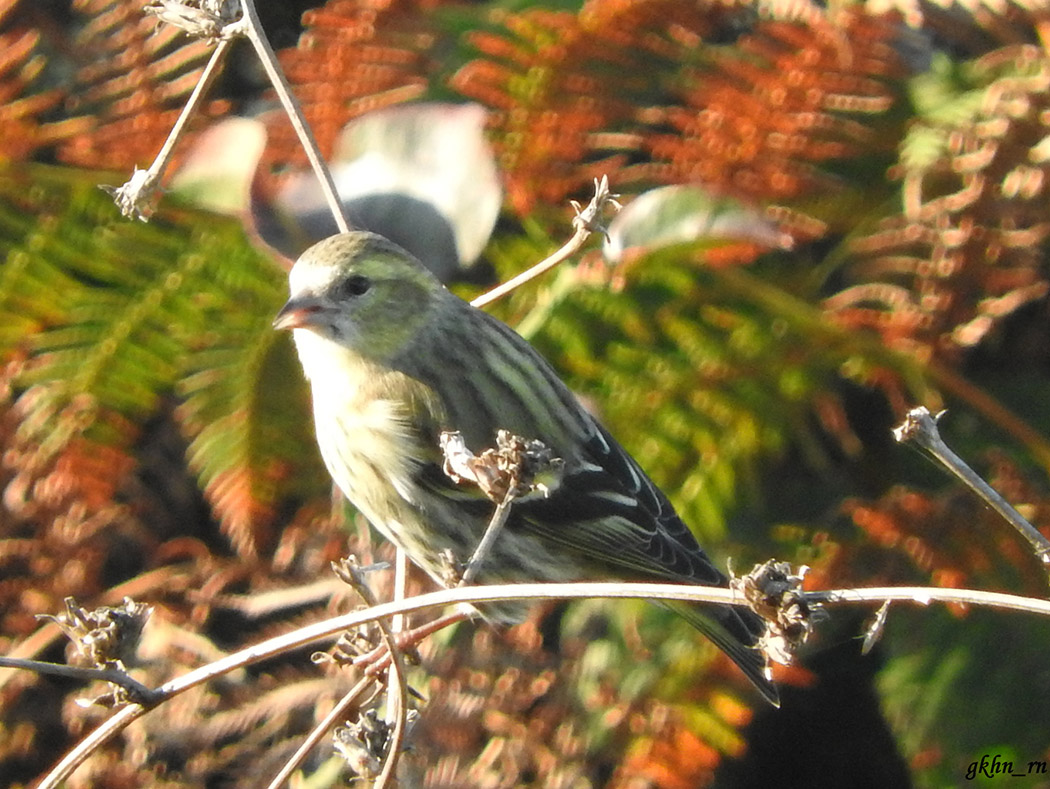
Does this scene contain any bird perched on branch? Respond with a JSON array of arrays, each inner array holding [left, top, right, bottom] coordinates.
[[274, 231, 778, 705]]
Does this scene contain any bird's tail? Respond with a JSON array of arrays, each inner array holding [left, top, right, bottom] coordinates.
[[664, 600, 779, 707]]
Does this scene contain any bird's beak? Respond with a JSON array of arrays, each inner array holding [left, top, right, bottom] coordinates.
[[273, 296, 325, 331]]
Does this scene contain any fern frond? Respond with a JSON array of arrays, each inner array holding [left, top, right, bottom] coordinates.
[[514, 246, 900, 543], [836, 44, 1050, 359], [452, 2, 903, 218], [259, 0, 441, 182], [56, 0, 227, 171], [650, 13, 903, 203], [0, 1, 80, 161], [0, 163, 321, 557], [453, 1, 699, 215], [177, 299, 328, 557]]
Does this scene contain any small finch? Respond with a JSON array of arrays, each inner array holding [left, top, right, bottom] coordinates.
[[274, 231, 777, 705]]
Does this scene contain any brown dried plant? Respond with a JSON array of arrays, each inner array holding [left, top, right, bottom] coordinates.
[[56, 0, 229, 172], [453, 4, 902, 216], [830, 45, 1050, 361]]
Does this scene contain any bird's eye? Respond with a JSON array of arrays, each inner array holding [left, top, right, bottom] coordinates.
[[342, 275, 371, 297]]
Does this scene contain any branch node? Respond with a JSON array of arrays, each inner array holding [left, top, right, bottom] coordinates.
[[37, 597, 153, 706], [100, 168, 159, 222], [892, 405, 946, 447], [894, 406, 1050, 578], [732, 560, 818, 667], [571, 175, 622, 239], [334, 706, 420, 780], [144, 0, 240, 41], [39, 597, 150, 673], [470, 175, 620, 308], [440, 429, 562, 504], [441, 430, 563, 586]]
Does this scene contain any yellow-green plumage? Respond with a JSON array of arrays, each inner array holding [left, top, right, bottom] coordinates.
[[275, 231, 777, 705]]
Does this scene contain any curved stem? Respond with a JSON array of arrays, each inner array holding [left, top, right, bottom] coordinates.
[[38, 579, 1050, 787]]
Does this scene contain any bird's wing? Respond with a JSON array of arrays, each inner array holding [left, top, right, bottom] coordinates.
[[512, 422, 729, 586], [402, 306, 730, 586]]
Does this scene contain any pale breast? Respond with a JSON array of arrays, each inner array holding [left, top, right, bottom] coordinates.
[[292, 327, 582, 618], [294, 329, 435, 540]]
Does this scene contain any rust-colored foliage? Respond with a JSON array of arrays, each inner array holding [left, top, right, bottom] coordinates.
[[0, 0, 82, 160], [413, 607, 760, 788], [453, 2, 901, 215], [0, 0, 228, 170], [257, 0, 441, 186], [452, 1, 715, 215], [613, 717, 723, 789], [833, 450, 1050, 597], [832, 45, 1050, 361], [55, 0, 227, 172], [417, 620, 592, 788], [0, 482, 351, 783], [649, 13, 901, 201], [0, 359, 137, 639]]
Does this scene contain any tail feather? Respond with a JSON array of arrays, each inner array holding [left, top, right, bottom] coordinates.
[[664, 600, 779, 707]]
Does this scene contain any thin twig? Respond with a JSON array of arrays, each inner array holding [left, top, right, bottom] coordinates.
[[0, 657, 157, 705], [385, 546, 409, 766], [459, 498, 514, 586], [233, 0, 351, 234], [390, 548, 408, 643], [263, 674, 376, 789], [804, 586, 1050, 612], [894, 407, 1050, 572], [351, 609, 469, 676], [71, 581, 1050, 698], [38, 704, 146, 789], [440, 429, 558, 585], [38, 577, 1050, 788], [470, 176, 619, 309], [102, 37, 232, 220], [330, 559, 410, 789]]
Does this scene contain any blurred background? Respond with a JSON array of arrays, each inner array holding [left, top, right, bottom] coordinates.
[[2, 0, 1050, 786]]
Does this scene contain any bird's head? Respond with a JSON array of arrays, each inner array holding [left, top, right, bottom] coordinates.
[[273, 232, 444, 360]]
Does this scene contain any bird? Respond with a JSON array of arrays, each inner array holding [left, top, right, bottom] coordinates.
[[273, 231, 777, 705]]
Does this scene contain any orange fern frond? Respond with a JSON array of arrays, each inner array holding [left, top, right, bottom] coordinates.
[[56, 0, 227, 172], [649, 13, 902, 202], [613, 714, 723, 789], [453, 3, 902, 216], [0, 360, 142, 638], [0, 1, 83, 161], [453, 2, 698, 215], [259, 0, 440, 183], [842, 460, 1050, 596]]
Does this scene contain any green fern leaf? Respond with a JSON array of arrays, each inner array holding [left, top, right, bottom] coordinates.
[[0, 163, 325, 554]]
